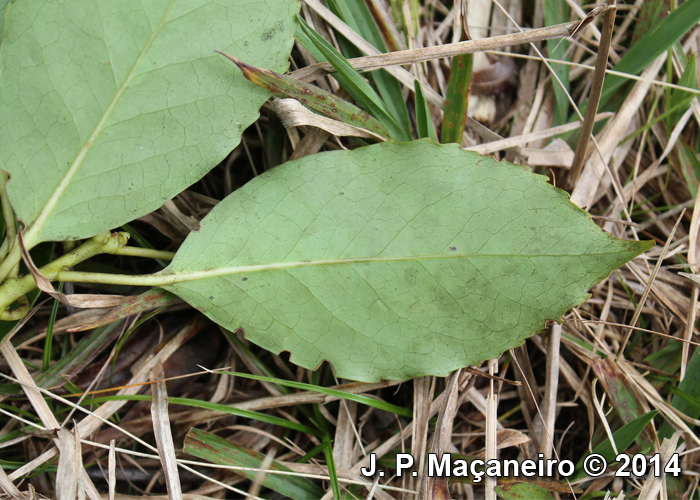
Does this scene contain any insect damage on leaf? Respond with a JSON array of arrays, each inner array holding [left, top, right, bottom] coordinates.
[[162, 140, 652, 383]]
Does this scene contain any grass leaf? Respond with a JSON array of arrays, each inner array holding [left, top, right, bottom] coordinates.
[[184, 428, 326, 500], [324, 0, 412, 138], [414, 80, 436, 141], [441, 54, 473, 144], [217, 51, 393, 140], [600, 0, 700, 108], [572, 410, 659, 480], [297, 16, 409, 141]]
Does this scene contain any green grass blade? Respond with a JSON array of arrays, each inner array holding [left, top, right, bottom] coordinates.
[[544, 0, 570, 126], [184, 428, 325, 500], [572, 410, 659, 480], [622, 93, 696, 144], [323, 435, 341, 500], [324, 0, 412, 138], [632, 0, 672, 44], [297, 16, 409, 141], [216, 50, 393, 140], [35, 320, 124, 389], [591, 357, 654, 450], [600, 0, 700, 108], [83, 395, 320, 436], [659, 349, 700, 439], [670, 55, 697, 124], [218, 370, 412, 417], [42, 282, 63, 372], [441, 53, 473, 144], [414, 80, 436, 141], [297, 441, 331, 464]]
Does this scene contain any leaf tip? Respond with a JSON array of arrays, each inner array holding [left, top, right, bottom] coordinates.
[[213, 50, 249, 72]]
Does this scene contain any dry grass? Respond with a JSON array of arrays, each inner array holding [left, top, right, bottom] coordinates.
[[2, 0, 700, 499]]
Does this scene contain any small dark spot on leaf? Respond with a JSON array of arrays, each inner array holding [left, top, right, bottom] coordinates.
[[450, 246, 457, 251], [242, 277, 248, 281], [340, 192, 344, 195]]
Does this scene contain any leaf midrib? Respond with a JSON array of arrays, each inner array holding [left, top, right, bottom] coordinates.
[[22, 0, 177, 248], [153, 250, 626, 286]]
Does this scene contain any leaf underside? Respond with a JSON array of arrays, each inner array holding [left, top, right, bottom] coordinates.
[[164, 141, 651, 382], [0, 0, 299, 243]]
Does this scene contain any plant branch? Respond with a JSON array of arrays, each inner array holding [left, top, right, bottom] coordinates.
[[0, 232, 126, 321]]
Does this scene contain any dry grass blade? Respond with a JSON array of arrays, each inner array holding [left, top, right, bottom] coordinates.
[[464, 112, 612, 155], [109, 440, 116, 500], [0, 341, 102, 499], [215, 51, 394, 139], [420, 370, 463, 499], [484, 361, 497, 500], [271, 98, 385, 140], [618, 211, 684, 358], [8, 318, 205, 481], [571, 53, 667, 209], [150, 362, 183, 500], [0, 462, 22, 498], [411, 376, 433, 496], [291, 19, 587, 81], [56, 426, 84, 500], [540, 323, 561, 459], [638, 431, 682, 500]]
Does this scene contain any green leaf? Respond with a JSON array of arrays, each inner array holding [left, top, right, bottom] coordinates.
[[441, 54, 473, 144], [414, 80, 436, 141], [162, 140, 651, 382], [184, 428, 325, 500], [600, 0, 700, 108], [0, 0, 299, 247]]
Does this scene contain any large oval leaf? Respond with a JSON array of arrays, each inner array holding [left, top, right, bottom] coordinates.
[[0, 0, 298, 245], [163, 141, 651, 382]]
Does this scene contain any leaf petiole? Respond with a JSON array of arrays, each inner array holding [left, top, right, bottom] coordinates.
[[113, 246, 175, 261]]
